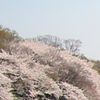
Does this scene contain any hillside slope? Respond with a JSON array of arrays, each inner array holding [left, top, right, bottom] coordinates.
[[0, 40, 100, 100]]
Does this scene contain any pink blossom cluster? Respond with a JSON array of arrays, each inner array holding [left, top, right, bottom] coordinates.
[[0, 40, 100, 100]]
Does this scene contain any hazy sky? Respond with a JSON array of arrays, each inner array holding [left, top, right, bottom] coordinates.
[[0, 0, 100, 60]]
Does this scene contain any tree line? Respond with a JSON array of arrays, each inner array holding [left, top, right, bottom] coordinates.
[[34, 35, 82, 56], [0, 25, 84, 57]]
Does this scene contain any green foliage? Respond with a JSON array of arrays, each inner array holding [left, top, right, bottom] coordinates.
[[92, 66, 100, 74], [92, 60, 100, 74], [0, 25, 21, 52]]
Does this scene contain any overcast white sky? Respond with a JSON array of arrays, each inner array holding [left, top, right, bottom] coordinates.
[[0, 0, 100, 60]]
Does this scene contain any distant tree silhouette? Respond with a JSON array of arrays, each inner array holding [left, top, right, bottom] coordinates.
[[34, 35, 82, 55]]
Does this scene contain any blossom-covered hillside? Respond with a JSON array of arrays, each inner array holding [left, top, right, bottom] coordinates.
[[0, 39, 100, 100]]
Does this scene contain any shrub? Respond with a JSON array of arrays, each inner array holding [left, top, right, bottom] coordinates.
[[10, 78, 32, 100]]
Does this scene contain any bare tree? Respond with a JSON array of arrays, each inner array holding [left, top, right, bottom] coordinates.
[[63, 39, 81, 55], [34, 35, 62, 48], [34, 35, 82, 55]]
